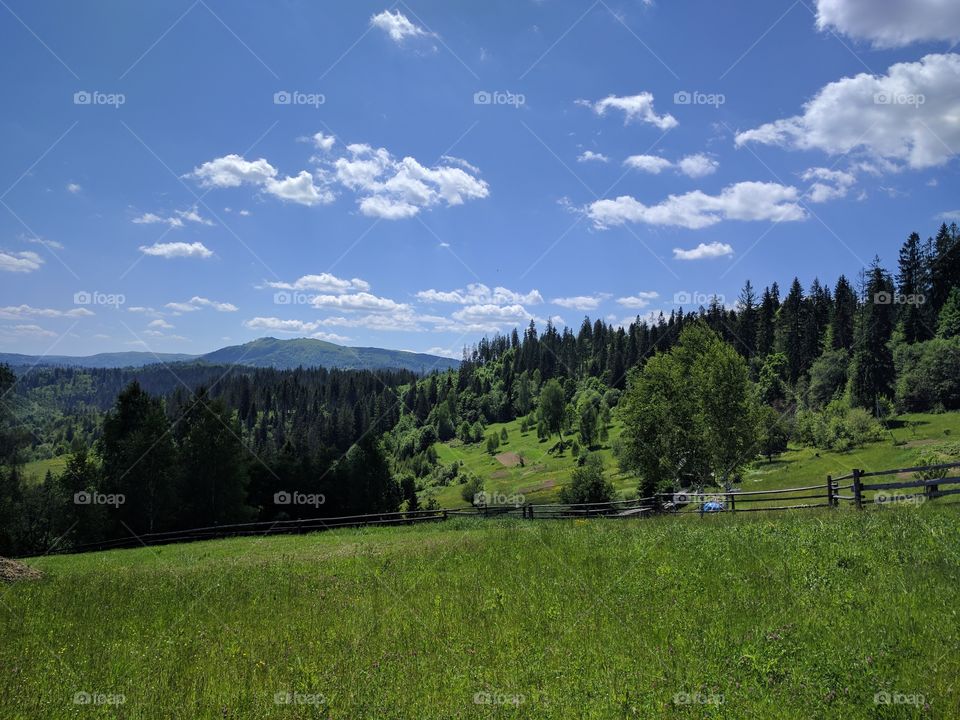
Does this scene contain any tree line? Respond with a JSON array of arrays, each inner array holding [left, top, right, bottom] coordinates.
[[1, 222, 958, 554]]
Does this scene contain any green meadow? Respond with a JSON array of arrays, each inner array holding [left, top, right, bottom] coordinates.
[[427, 411, 960, 507], [2, 506, 958, 718]]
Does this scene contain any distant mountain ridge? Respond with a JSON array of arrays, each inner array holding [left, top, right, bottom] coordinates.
[[0, 337, 459, 373]]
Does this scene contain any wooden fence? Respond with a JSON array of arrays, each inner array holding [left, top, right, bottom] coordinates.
[[57, 461, 960, 555]]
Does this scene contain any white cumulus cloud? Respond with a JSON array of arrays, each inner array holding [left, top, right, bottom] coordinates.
[[815, 0, 960, 47], [139, 242, 213, 259], [579, 92, 678, 130], [0, 250, 44, 273], [735, 54, 960, 170], [672, 242, 734, 260], [588, 182, 806, 230], [370, 9, 432, 43]]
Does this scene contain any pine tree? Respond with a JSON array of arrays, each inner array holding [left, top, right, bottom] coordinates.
[[850, 259, 896, 409], [757, 285, 779, 356], [775, 278, 807, 383], [830, 275, 857, 351], [737, 280, 758, 358], [898, 232, 933, 342], [931, 223, 960, 313]]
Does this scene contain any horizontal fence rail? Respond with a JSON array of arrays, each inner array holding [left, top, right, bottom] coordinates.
[[42, 461, 960, 557]]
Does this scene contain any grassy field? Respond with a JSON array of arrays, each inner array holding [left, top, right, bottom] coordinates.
[[20, 455, 70, 485], [428, 412, 960, 507], [2, 507, 958, 718]]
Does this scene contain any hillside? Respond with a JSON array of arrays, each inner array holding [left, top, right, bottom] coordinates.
[[3, 508, 957, 718], [198, 337, 460, 372], [0, 337, 459, 373], [0, 351, 196, 369], [423, 411, 960, 507]]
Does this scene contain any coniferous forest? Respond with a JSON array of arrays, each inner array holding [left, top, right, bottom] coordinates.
[[2, 223, 959, 556]]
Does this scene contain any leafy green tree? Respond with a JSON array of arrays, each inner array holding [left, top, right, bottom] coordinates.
[[560, 453, 614, 504], [576, 390, 601, 448], [758, 406, 790, 462], [538, 379, 566, 440], [461, 473, 484, 504], [486, 433, 500, 455], [806, 348, 849, 408], [499, 427, 509, 443], [618, 324, 760, 496]]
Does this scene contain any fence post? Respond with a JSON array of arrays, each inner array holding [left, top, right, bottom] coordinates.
[[826, 475, 834, 508], [727, 492, 735, 513], [852, 469, 863, 510]]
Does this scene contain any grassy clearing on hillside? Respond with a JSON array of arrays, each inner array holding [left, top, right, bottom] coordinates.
[[21, 455, 69, 485], [428, 412, 960, 507], [2, 507, 959, 718]]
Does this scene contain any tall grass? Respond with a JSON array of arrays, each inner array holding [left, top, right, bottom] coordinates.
[[1, 507, 957, 718]]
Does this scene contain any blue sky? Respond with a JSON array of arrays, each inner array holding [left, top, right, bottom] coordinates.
[[1, 0, 958, 357]]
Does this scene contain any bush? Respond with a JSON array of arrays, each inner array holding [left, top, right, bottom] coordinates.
[[460, 473, 484, 504], [794, 399, 884, 450], [560, 454, 614, 504]]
